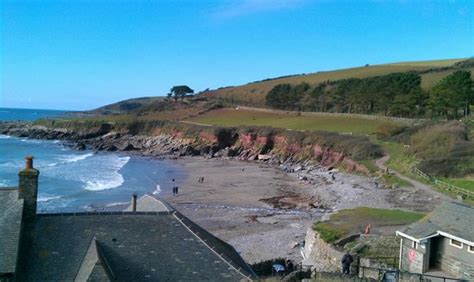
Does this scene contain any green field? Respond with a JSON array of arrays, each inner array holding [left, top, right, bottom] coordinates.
[[313, 207, 425, 243], [188, 108, 397, 135]]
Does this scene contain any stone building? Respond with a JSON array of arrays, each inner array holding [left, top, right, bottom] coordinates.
[[396, 201, 474, 280], [0, 157, 256, 281]]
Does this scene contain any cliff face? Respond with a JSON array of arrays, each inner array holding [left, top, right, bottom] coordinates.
[[0, 121, 374, 173], [234, 132, 368, 173]]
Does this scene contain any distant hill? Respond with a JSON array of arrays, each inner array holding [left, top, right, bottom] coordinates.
[[202, 58, 474, 106], [88, 96, 164, 115]]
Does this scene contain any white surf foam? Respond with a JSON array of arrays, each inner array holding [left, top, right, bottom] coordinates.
[[83, 156, 130, 191], [59, 153, 93, 163], [105, 201, 130, 207], [152, 184, 161, 195], [37, 195, 62, 202], [0, 179, 15, 187], [0, 135, 11, 139]]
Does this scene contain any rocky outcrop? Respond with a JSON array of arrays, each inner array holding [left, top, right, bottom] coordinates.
[[0, 121, 372, 173]]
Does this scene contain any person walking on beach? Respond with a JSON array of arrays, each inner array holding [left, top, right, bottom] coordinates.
[[172, 178, 177, 196], [341, 252, 353, 274]]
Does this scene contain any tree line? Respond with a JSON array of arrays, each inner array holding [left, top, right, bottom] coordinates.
[[265, 70, 473, 119]]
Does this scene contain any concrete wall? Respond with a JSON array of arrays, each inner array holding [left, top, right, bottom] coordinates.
[[433, 237, 474, 280]]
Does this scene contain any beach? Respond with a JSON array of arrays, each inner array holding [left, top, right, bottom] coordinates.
[[165, 157, 321, 264], [164, 157, 447, 264]]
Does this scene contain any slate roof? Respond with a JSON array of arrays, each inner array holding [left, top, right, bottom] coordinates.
[[17, 211, 256, 281], [0, 188, 23, 274], [399, 201, 474, 244], [124, 194, 172, 212]]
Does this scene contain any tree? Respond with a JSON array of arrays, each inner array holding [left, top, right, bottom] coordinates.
[[429, 71, 473, 118], [170, 85, 194, 101], [265, 84, 292, 109]]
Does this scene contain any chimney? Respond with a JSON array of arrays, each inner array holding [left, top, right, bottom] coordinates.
[[18, 156, 40, 222], [131, 193, 137, 212]]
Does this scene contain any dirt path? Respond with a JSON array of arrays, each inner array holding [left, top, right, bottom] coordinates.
[[375, 155, 451, 206]]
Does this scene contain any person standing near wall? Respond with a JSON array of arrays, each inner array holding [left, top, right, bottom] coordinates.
[[341, 252, 353, 274]]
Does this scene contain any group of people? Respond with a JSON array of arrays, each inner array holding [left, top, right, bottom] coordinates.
[[197, 176, 205, 183]]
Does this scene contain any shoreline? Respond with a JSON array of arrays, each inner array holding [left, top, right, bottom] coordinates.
[[0, 122, 448, 264]]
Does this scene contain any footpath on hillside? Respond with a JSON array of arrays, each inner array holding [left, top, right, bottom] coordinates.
[[375, 155, 451, 203]]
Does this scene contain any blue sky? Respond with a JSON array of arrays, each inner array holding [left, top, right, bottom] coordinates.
[[1, 0, 472, 110]]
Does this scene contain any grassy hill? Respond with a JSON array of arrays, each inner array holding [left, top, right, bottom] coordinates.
[[202, 58, 473, 106], [88, 96, 164, 115]]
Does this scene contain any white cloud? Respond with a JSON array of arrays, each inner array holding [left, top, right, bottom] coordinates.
[[212, 0, 309, 20]]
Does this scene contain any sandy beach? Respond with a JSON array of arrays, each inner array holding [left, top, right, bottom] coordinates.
[[164, 157, 321, 263], [163, 157, 446, 264]]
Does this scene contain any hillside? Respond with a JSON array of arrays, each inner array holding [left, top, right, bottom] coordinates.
[[88, 96, 164, 115], [202, 58, 473, 106]]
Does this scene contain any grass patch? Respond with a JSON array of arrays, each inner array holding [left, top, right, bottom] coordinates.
[[440, 178, 474, 192], [375, 139, 418, 175], [382, 174, 412, 188], [189, 108, 397, 135], [313, 222, 345, 244], [313, 207, 425, 244], [358, 159, 378, 174]]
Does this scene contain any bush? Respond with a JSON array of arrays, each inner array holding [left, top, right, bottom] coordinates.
[[409, 121, 466, 160], [409, 121, 474, 177], [375, 124, 407, 139]]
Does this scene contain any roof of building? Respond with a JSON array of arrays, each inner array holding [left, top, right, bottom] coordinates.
[[16, 211, 256, 281], [398, 201, 474, 244], [124, 194, 173, 212], [0, 188, 23, 274]]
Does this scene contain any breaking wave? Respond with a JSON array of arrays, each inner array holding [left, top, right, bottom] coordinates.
[[105, 201, 130, 207], [82, 156, 130, 191], [59, 153, 94, 163], [37, 195, 62, 202]]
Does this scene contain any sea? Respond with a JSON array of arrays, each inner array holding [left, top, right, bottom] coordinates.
[[0, 107, 186, 212]]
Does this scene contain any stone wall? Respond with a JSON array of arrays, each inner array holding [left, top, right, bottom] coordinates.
[[302, 228, 345, 273]]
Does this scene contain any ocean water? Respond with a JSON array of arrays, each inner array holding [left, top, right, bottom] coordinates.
[[0, 108, 186, 212], [0, 107, 66, 121]]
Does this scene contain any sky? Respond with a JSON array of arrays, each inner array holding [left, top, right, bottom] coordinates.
[[0, 0, 473, 110]]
